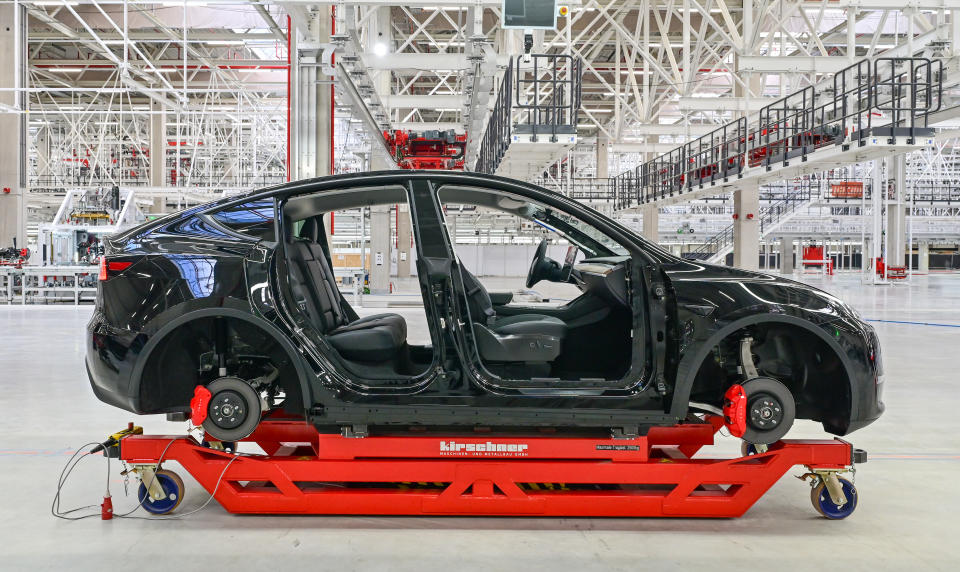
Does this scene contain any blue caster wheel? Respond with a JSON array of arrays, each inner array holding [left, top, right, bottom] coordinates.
[[138, 469, 185, 515], [811, 477, 857, 519]]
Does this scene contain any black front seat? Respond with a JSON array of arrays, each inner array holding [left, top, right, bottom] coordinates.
[[288, 218, 407, 363], [460, 266, 567, 363]]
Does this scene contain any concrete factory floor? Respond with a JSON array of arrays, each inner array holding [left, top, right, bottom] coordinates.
[[1, 273, 958, 570]]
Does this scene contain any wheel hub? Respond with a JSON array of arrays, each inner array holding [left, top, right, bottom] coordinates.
[[209, 390, 246, 430], [748, 394, 783, 429]]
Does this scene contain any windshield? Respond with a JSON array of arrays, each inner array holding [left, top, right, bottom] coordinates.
[[529, 205, 629, 257], [438, 185, 629, 259]]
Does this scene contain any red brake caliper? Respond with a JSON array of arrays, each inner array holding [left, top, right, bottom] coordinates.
[[190, 385, 212, 426], [723, 384, 747, 438]]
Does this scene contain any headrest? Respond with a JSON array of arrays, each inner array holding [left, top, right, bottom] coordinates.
[[299, 217, 319, 242]]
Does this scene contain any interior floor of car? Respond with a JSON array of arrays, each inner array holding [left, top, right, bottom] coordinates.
[[285, 216, 433, 381], [460, 262, 634, 382]]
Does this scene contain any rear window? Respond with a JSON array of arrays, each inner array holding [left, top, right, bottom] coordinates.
[[210, 199, 277, 241]]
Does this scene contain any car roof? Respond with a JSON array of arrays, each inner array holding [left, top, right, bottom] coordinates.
[[246, 170, 549, 200]]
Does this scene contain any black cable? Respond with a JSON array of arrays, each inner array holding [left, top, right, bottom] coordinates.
[[51, 442, 105, 521], [53, 437, 241, 521]]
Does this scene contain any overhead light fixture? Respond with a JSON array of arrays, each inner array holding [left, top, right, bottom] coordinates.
[[49, 68, 85, 73], [33, 1, 79, 6], [373, 42, 388, 57], [206, 40, 244, 46]]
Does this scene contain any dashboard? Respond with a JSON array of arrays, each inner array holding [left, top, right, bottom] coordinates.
[[572, 256, 630, 307]]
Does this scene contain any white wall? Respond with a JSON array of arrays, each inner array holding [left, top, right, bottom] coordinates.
[[454, 244, 570, 277], [335, 244, 572, 278]]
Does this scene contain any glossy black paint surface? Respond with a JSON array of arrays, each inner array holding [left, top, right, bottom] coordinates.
[[86, 171, 883, 435]]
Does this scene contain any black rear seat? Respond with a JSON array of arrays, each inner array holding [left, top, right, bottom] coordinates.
[[288, 217, 407, 363]]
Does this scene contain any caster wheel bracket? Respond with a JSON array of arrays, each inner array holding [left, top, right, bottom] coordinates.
[[801, 468, 852, 507], [133, 464, 167, 501], [820, 471, 848, 507]]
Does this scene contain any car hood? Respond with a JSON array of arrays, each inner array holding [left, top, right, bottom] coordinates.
[[662, 259, 863, 327]]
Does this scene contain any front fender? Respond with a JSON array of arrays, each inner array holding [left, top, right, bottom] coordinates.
[[669, 313, 861, 421]]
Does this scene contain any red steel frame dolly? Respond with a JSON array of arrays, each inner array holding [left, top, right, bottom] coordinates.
[[108, 414, 866, 519]]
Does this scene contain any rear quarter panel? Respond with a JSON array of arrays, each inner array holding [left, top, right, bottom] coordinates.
[[88, 212, 259, 410]]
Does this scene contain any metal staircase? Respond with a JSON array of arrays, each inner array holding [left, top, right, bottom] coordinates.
[[610, 57, 943, 209], [475, 54, 582, 180]]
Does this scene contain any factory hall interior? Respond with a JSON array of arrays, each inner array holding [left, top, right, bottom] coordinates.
[[1, 0, 959, 569]]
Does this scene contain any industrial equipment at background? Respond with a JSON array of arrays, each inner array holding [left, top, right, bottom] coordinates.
[[66, 186, 120, 225], [38, 188, 145, 266], [384, 130, 467, 170], [0, 239, 30, 269]]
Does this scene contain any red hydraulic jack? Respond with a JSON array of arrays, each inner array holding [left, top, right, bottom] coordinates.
[[109, 414, 866, 519]]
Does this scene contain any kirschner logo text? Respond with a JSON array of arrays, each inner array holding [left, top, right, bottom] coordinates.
[[439, 440, 529, 457]]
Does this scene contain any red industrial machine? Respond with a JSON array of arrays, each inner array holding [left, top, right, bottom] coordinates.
[[875, 258, 907, 280], [384, 129, 466, 170], [802, 245, 834, 275], [0, 239, 29, 268], [0, 247, 29, 268]]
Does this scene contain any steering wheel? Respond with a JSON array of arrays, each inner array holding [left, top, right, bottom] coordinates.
[[526, 239, 553, 288]]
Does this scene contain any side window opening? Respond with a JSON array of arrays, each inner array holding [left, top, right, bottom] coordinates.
[[438, 185, 639, 387]]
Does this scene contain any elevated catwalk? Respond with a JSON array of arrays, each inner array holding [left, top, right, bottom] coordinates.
[[612, 57, 943, 209], [477, 54, 582, 180]]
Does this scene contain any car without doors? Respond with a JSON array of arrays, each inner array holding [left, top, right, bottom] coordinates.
[[86, 171, 884, 445]]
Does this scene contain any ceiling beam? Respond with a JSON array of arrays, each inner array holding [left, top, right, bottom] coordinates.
[[737, 56, 855, 74]]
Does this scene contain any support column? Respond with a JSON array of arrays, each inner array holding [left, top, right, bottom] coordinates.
[[368, 148, 393, 294], [369, 206, 391, 294], [396, 204, 411, 277], [640, 204, 659, 243], [0, 3, 26, 251], [290, 9, 334, 244], [780, 237, 794, 274], [149, 100, 166, 214], [886, 155, 907, 266], [919, 240, 930, 273], [36, 128, 51, 181], [596, 135, 609, 179], [869, 159, 883, 277], [223, 132, 238, 185], [149, 100, 166, 188], [732, 181, 760, 270]]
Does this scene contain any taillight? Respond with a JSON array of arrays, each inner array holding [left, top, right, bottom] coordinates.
[[98, 258, 133, 281]]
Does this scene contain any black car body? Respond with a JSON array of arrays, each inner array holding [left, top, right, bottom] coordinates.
[[86, 171, 884, 441]]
